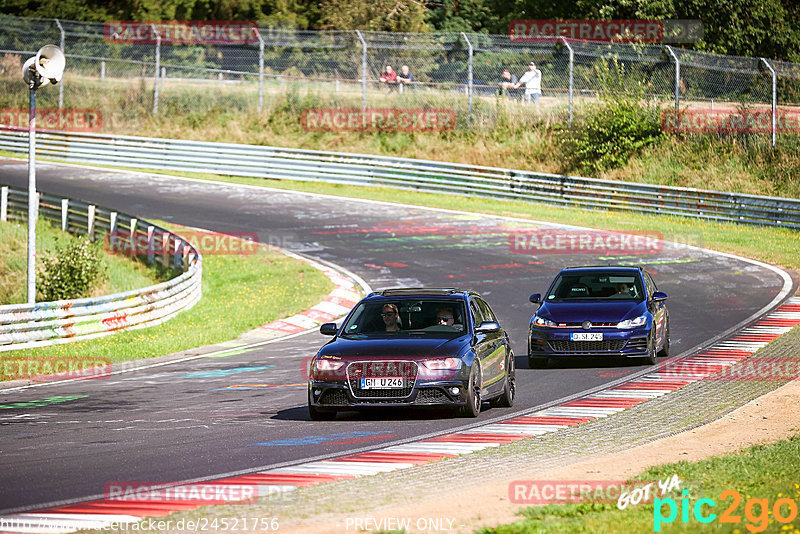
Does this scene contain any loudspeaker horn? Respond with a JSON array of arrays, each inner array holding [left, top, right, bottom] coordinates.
[[34, 44, 65, 85]]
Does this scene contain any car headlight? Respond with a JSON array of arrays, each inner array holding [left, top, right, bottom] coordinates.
[[421, 358, 462, 370], [533, 315, 557, 328], [313, 359, 345, 372], [617, 315, 648, 329]]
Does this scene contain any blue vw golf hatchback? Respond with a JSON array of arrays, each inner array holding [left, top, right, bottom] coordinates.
[[528, 266, 670, 367]]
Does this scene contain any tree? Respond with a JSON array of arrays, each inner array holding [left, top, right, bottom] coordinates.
[[318, 0, 430, 32]]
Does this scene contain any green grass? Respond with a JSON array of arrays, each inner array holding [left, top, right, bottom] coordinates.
[[0, 218, 159, 305], [2, 242, 334, 366], [479, 434, 800, 533]]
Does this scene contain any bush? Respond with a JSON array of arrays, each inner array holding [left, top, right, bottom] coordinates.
[[561, 59, 665, 174], [38, 236, 108, 301]]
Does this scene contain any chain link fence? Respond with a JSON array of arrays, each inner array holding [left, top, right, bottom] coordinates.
[[1, 14, 799, 142]]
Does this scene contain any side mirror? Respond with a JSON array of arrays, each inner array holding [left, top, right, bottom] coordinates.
[[319, 323, 338, 336], [476, 321, 501, 333], [651, 291, 668, 302], [529, 293, 541, 304]]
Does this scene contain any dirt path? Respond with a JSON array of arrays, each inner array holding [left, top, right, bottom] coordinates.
[[281, 378, 800, 533]]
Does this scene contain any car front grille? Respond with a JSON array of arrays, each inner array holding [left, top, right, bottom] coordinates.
[[549, 340, 626, 353], [347, 361, 418, 399], [318, 389, 349, 406]]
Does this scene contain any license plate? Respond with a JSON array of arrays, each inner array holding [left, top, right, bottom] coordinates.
[[360, 377, 405, 389], [571, 332, 603, 341]]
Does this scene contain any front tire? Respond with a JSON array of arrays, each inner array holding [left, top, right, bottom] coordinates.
[[657, 323, 670, 358], [492, 353, 515, 408], [644, 328, 658, 365], [459, 362, 482, 417]]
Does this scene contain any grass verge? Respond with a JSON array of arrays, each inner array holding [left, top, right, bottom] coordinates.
[[478, 434, 800, 533], [1, 226, 334, 372], [0, 218, 159, 305]]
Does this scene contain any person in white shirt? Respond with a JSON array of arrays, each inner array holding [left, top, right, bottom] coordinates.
[[514, 62, 542, 104]]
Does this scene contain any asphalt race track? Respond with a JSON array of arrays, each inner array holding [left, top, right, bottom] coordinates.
[[0, 160, 793, 513]]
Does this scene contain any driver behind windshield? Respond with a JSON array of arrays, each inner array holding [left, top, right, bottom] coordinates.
[[435, 306, 455, 327], [381, 303, 400, 332]]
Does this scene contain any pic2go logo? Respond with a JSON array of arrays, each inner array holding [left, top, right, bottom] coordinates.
[[654, 489, 799, 532]]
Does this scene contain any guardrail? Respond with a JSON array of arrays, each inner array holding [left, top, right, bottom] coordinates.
[[0, 184, 202, 351], [1, 129, 799, 229]]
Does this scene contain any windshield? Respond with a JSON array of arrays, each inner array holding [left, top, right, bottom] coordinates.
[[340, 299, 467, 338], [546, 273, 644, 302]]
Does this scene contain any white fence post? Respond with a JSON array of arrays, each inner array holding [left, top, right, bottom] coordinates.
[[665, 45, 681, 115], [61, 198, 68, 230], [461, 32, 473, 117], [87, 204, 96, 241], [760, 58, 777, 147], [147, 225, 155, 264], [152, 24, 161, 116], [55, 19, 65, 110], [355, 30, 367, 112], [1, 186, 7, 222], [560, 37, 574, 126], [257, 29, 265, 112]]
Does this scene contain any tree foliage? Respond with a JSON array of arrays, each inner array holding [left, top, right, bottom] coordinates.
[[2, 0, 798, 60]]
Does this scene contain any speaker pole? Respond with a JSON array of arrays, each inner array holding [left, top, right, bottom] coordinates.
[[27, 75, 37, 303], [21, 45, 65, 304]]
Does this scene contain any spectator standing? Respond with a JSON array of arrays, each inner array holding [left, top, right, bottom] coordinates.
[[397, 65, 416, 91], [380, 65, 399, 91], [514, 62, 542, 104], [498, 68, 519, 97]]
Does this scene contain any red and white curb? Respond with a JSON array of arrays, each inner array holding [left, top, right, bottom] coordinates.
[[3, 298, 799, 532]]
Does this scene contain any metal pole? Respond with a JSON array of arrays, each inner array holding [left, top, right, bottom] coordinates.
[[257, 29, 265, 112], [27, 84, 37, 303], [665, 45, 680, 115], [560, 37, 574, 126], [152, 24, 160, 116], [55, 19, 65, 109], [355, 30, 367, 112], [461, 32, 473, 116], [760, 58, 777, 147]]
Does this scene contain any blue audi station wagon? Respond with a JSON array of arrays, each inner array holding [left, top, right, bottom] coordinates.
[[308, 288, 516, 419]]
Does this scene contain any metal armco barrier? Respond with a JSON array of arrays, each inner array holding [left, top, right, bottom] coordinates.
[[0, 184, 202, 351], [1, 129, 799, 229]]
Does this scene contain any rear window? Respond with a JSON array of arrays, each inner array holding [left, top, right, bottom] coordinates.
[[546, 273, 644, 301]]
